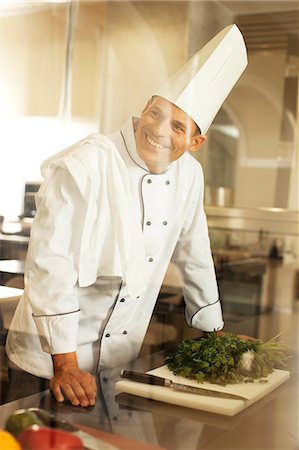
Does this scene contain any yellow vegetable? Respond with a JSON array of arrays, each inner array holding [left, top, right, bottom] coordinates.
[[0, 429, 22, 450]]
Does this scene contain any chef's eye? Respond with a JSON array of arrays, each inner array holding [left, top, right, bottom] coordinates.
[[150, 110, 160, 119], [173, 123, 184, 132]]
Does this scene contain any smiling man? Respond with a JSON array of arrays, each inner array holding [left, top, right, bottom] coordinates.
[[6, 25, 247, 408], [135, 96, 206, 173]]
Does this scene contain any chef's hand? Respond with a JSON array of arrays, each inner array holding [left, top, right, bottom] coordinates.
[[50, 352, 97, 407]]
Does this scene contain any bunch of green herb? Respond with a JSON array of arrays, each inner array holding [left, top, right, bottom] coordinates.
[[165, 332, 288, 385]]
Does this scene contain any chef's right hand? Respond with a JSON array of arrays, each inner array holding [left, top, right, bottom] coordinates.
[[50, 352, 97, 407]]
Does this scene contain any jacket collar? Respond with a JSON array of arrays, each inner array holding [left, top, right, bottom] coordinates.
[[120, 117, 149, 172]]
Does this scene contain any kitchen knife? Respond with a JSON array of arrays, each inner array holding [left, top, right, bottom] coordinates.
[[120, 370, 249, 402], [27, 408, 119, 450]]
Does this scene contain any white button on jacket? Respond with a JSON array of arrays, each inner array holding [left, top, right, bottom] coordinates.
[[6, 118, 223, 379]]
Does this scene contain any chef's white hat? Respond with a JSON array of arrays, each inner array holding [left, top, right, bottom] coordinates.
[[155, 24, 247, 134]]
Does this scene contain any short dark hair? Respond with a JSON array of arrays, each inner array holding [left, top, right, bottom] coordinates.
[[193, 124, 202, 136]]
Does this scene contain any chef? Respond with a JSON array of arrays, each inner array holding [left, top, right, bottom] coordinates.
[[6, 25, 247, 408]]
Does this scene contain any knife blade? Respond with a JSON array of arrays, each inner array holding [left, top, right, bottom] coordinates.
[[120, 370, 249, 402]]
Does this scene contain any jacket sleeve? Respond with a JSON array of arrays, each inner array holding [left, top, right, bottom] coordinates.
[[25, 166, 86, 354], [172, 164, 224, 332]]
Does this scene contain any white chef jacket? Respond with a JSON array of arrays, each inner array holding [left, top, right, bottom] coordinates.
[[6, 118, 223, 379]]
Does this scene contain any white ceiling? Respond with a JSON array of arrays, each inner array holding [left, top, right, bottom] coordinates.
[[1, 0, 299, 16]]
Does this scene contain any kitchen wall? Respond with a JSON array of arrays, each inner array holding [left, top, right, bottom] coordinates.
[[1, 2, 105, 216]]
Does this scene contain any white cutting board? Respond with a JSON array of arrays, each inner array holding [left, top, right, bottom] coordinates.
[[115, 365, 290, 416]]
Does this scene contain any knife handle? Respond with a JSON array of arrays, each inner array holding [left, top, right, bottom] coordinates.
[[120, 369, 165, 386]]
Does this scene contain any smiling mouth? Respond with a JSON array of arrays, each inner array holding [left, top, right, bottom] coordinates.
[[146, 134, 167, 149]]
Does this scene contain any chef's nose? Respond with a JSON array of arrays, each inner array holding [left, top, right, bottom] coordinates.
[[152, 118, 171, 136]]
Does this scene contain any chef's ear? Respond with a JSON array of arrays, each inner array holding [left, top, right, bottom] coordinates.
[[188, 134, 207, 153]]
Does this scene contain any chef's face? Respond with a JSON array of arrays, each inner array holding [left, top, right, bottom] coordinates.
[[135, 96, 206, 174]]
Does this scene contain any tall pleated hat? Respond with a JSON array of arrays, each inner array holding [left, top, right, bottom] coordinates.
[[155, 24, 248, 134]]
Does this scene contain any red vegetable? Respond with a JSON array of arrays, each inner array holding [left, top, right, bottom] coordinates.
[[18, 426, 83, 450]]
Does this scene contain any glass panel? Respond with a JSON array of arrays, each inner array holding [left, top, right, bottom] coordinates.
[[0, 2, 104, 219]]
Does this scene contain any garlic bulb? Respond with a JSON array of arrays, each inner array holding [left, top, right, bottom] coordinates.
[[239, 350, 255, 373]]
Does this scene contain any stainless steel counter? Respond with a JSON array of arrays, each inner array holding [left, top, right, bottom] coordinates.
[[0, 307, 298, 450]]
